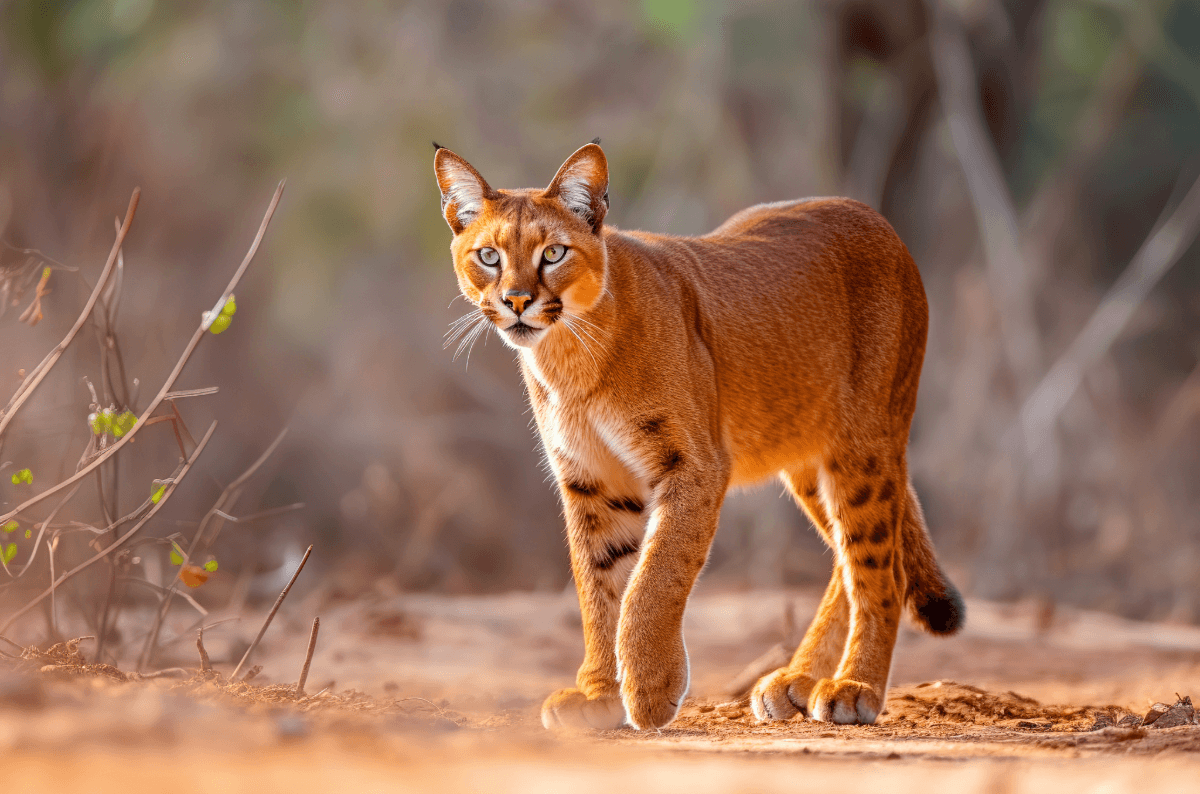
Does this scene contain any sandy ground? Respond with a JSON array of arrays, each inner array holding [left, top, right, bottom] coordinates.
[[5, 588, 1200, 792]]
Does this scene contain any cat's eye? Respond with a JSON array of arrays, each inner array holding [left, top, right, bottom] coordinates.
[[542, 244, 567, 265], [478, 247, 500, 267]]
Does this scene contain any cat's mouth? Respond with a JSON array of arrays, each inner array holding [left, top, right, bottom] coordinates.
[[502, 319, 546, 346]]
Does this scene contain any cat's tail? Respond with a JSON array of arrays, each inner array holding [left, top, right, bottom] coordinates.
[[901, 482, 965, 635]]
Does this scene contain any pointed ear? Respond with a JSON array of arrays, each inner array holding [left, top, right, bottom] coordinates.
[[544, 142, 609, 233], [434, 146, 494, 234]]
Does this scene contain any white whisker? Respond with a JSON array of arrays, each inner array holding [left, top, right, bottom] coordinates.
[[445, 309, 485, 348], [562, 316, 600, 367], [453, 316, 489, 361]]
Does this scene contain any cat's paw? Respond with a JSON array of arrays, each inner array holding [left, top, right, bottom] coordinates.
[[616, 632, 689, 730], [810, 677, 883, 724], [541, 688, 626, 730], [749, 668, 817, 721]]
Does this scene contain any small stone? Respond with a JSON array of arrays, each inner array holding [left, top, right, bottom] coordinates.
[[1089, 713, 1115, 731], [1142, 703, 1171, 727]]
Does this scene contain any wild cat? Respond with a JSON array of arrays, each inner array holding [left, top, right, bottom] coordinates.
[[433, 140, 963, 730]]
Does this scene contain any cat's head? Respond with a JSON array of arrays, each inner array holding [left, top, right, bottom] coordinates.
[[434, 141, 609, 351]]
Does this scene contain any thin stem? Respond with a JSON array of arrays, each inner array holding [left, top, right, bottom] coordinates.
[[0, 422, 218, 634], [0, 189, 140, 441], [230, 544, 313, 681], [0, 181, 283, 527], [296, 616, 319, 696]]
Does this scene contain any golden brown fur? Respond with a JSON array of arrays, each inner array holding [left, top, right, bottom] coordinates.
[[433, 141, 963, 731]]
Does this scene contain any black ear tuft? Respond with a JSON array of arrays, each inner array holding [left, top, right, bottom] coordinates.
[[432, 141, 444, 151], [590, 137, 601, 146]]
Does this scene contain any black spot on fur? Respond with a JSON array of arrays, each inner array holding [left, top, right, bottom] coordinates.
[[863, 456, 879, 475], [881, 598, 893, 609], [565, 480, 599, 498], [849, 484, 873, 507], [846, 530, 865, 545], [828, 458, 841, 473], [870, 521, 890, 544], [877, 479, 896, 504], [914, 586, 966, 635], [638, 416, 665, 435], [880, 551, 892, 568], [804, 483, 818, 499], [660, 449, 683, 473], [607, 496, 644, 513], [862, 554, 878, 569], [594, 540, 639, 571], [578, 513, 602, 534]]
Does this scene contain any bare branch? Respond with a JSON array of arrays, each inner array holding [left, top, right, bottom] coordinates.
[[0, 181, 284, 527], [0, 189, 140, 440], [0, 421, 218, 634], [230, 544, 313, 680]]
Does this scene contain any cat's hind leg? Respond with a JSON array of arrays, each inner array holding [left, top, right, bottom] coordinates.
[[751, 466, 849, 721]]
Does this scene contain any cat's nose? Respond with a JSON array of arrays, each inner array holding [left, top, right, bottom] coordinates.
[[503, 290, 533, 315]]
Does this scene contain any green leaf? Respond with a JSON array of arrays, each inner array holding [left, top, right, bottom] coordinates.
[[203, 558, 218, 572], [221, 295, 237, 317], [11, 468, 32, 485], [2, 520, 18, 534], [24, 529, 31, 539], [1, 543, 16, 564], [169, 541, 185, 566], [152, 482, 167, 504]]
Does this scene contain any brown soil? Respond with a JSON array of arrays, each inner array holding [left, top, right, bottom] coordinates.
[[5, 589, 1200, 792]]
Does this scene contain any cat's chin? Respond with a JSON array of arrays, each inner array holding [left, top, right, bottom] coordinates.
[[499, 322, 546, 350]]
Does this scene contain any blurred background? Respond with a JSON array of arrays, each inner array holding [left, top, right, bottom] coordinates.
[[1, 0, 1199, 656]]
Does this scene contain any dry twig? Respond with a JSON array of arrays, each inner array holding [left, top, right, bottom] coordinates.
[[196, 628, 211, 672], [0, 189, 140, 442], [229, 544, 313, 681], [296, 616, 319, 696], [0, 421, 218, 634], [0, 181, 284, 528]]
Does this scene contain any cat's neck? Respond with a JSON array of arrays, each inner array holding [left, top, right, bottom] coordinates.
[[521, 263, 619, 399]]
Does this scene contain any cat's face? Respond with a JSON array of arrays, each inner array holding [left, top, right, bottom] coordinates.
[[435, 143, 609, 352]]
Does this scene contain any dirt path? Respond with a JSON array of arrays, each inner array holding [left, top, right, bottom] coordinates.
[[5, 589, 1200, 792]]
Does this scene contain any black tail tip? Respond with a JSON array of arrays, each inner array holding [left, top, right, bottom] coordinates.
[[916, 585, 966, 635]]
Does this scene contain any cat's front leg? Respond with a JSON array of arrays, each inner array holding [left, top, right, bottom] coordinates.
[[541, 458, 647, 730], [616, 445, 728, 730]]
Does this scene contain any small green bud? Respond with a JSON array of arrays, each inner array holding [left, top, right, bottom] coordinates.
[[221, 295, 237, 317], [112, 411, 137, 438], [169, 541, 184, 566], [11, 468, 32, 485], [2, 520, 18, 534], [24, 529, 31, 539], [209, 313, 233, 334], [151, 483, 167, 504], [90, 410, 114, 435], [1, 543, 16, 564], [203, 558, 218, 572]]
